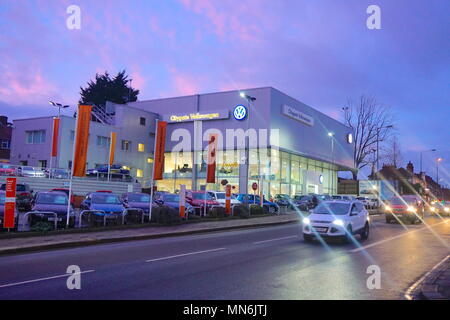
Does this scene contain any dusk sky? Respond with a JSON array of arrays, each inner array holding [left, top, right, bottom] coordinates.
[[0, 0, 449, 183]]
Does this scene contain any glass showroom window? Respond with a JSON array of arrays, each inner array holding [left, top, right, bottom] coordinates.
[[26, 130, 46, 144]]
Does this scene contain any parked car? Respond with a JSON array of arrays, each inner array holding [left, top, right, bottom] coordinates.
[[31, 191, 75, 228], [0, 164, 16, 176], [384, 195, 425, 224], [293, 195, 314, 211], [207, 191, 241, 207], [0, 190, 18, 228], [158, 193, 195, 215], [0, 183, 33, 211], [17, 166, 45, 178], [80, 192, 125, 225], [50, 188, 74, 205], [47, 168, 69, 179], [332, 195, 353, 201], [356, 197, 371, 209], [368, 198, 379, 209], [87, 164, 130, 176], [302, 201, 370, 242], [186, 191, 220, 215], [274, 194, 292, 208], [235, 194, 280, 214], [121, 192, 159, 214]]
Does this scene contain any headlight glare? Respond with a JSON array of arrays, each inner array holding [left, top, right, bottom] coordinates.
[[333, 219, 345, 226], [303, 217, 310, 225]]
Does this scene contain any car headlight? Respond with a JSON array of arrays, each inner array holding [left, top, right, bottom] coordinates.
[[385, 205, 391, 211], [407, 206, 416, 213], [332, 219, 345, 226], [445, 207, 450, 212], [303, 217, 310, 225], [431, 207, 436, 212]]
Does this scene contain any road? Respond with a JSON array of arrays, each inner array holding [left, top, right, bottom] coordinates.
[[0, 214, 449, 299]]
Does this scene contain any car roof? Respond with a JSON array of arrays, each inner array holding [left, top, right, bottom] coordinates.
[[91, 192, 119, 196], [38, 191, 67, 196]]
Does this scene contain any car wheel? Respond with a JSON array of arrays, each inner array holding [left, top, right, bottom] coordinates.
[[303, 234, 313, 242], [360, 223, 369, 240], [345, 225, 353, 243], [385, 217, 391, 224]]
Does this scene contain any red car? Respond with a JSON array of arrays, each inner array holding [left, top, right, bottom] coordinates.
[[0, 164, 16, 176], [384, 195, 425, 224], [186, 191, 220, 215]]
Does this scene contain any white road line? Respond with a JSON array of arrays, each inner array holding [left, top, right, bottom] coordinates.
[[0, 270, 95, 289], [405, 254, 450, 300], [350, 220, 448, 253], [146, 248, 227, 263], [253, 235, 298, 245]]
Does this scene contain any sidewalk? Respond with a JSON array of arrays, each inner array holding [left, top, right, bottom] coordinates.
[[419, 255, 450, 300], [0, 213, 300, 256]]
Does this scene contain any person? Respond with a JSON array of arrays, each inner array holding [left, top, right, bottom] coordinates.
[[312, 195, 319, 208]]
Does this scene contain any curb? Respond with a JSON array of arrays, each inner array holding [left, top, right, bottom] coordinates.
[[0, 218, 299, 256], [419, 255, 450, 300]]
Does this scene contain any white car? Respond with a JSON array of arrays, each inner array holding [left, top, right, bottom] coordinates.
[[207, 191, 241, 207], [302, 201, 370, 242]]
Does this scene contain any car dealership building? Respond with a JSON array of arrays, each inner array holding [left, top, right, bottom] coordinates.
[[10, 87, 355, 197]]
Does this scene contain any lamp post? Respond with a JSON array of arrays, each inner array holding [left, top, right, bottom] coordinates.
[[328, 132, 335, 194], [376, 125, 394, 172], [436, 158, 443, 191], [48, 101, 70, 179], [420, 149, 436, 175], [239, 92, 256, 207]]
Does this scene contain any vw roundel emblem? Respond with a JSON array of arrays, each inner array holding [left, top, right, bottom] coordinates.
[[319, 175, 324, 184], [233, 105, 248, 121]]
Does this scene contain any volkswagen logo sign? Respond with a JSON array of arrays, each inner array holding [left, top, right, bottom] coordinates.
[[233, 105, 248, 121], [319, 175, 324, 184]]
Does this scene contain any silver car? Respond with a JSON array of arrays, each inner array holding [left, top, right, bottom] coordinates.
[[18, 166, 45, 178]]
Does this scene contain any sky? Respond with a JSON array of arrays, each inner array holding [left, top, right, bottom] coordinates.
[[0, 0, 449, 184]]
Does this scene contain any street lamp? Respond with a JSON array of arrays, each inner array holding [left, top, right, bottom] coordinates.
[[436, 157, 443, 185], [376, 125, 394, 172], [49, 101, 69, 118], [420, 149, 436, 175], [239, 92, 256, 207]]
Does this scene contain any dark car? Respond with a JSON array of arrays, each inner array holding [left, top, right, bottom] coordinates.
[[235, 194, 280, 214], [159, 193, 195, 215], [122, 192, 159, 214], [293, 195, 314, 211], [0, 183, 33, 211], [31, 191, 75, 227], [0, 190, 18, 228], [274, 194, 292, 208], [87, 164, 130, 176], [80, 192, 125, 225]]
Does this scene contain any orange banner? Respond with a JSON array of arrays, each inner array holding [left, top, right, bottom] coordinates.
[[4, 177, 16, 228], [109, 132, 117, 166], [225, 184, 231, 214], [51, 117, 60, 157], [153, 121, 167, 181], [72, 105, 92, 177], [206, 134, 218, 183]]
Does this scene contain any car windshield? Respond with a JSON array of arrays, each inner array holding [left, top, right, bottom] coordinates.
[[389, 198, 416, 205], [92, 194, 122, 204], [164, 195, 180, 202], [128, 194, 150, 202], [37, 193, 68, 205], [314, 202, 350, 215], [356, 197, 366, 200], [0, 164, 12, 168], [23, 167, 34, 171], [192, 193, 213, 200], [332, 196, 342, 199]]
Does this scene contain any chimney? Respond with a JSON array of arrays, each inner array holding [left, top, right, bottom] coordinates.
[[0, 116, 7, 126], [407, 161, 414, 173]]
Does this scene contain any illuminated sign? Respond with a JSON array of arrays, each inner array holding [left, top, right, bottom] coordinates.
[[162, 110, 229, 123], [282, 105, 314, 126], [233, 105, 248, 121], [347, 133, 353, 144], [319, 175, 324, 184]]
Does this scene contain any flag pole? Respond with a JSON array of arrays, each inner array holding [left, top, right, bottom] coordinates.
[[149, 119, 159, 222], [66, 108, 79, 228]]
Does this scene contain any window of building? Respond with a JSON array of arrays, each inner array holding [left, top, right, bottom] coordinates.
[[38, 160, 47, 168], [121, 140, 131, 151], [136, 169, 143, 178], [138, 143, 145, 152], [0, 139, 10, 149], [140, 117, 146, 126], [26, 130, 46, 144], [96, 136, 111, 148], [147, 158, 153, 164]]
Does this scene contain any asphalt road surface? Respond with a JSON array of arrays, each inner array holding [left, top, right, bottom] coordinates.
[[0, 214, 449, 300]]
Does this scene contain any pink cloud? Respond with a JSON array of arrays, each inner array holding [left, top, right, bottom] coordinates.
[[169, 67, 200, 95]]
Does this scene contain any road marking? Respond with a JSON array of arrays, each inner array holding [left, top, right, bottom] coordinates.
[[146, 248, 227, 263], [0, 270, 95, 289], [404, 254, 450, 300], [253, 235, 298, 245], [350, 220, 448, 253]]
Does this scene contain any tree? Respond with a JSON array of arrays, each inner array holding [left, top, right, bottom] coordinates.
[[380, 134, 403, 168], [343, 95, 395, 180], [79, 70, 139, 108]]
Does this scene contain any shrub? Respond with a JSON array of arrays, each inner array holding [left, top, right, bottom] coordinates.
[[208, 206, 226, 218], [233, 204, 250, 218], [30, 221, 53, 233], [153, 206, 181, 225], [250, 205, 264, 216]]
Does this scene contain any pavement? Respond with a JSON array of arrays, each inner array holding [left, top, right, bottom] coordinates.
[[415, 255, 450, 300], [0, 213, 448, 300], [0, 213, 300, 255]]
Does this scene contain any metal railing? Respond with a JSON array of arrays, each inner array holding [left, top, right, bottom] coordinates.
[[24, 211, 59, 230], [123, 208, 145, 224]]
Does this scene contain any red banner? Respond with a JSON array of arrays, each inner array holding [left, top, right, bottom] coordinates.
[[225, 184, 231, 214], [4, 177, 16, 228], [51, 117, 60, 157], [153, 121, 167, 181], [109, 132, 117, 166], [206, 134, 218, 183], [72, 105, 92, 177]]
